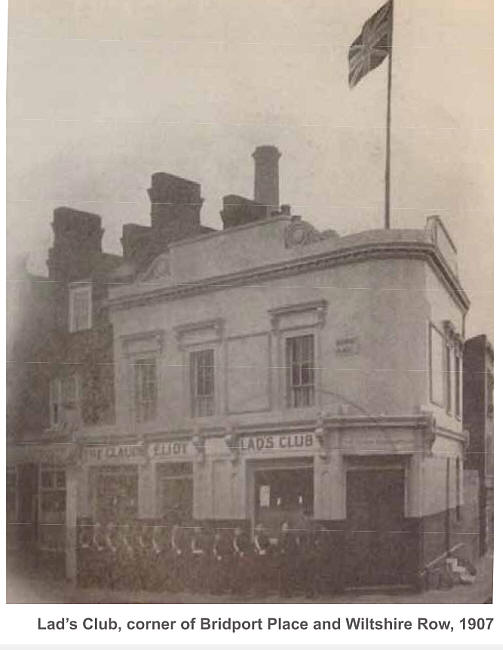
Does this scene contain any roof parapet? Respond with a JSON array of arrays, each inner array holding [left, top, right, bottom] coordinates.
[[425, 215, 458, 277]]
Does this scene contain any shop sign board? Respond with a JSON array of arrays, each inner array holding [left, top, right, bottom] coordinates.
[[83, 439, 194, 464], [83, 432, 316, 464], [83, 443, 144, 464], [148, 440, 193, 459], [239, 432, 316, 453]]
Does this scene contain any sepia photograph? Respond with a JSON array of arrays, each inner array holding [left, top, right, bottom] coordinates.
[[5, 0, 493, 605]]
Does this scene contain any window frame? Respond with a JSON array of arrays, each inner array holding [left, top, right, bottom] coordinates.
[[38, 465, 66, 551], [285, 333, 316, 408], [133, 357, 158, 423], [429, 323, 445, 408], [49, 374, 79, 428], [445, 341, 452, 414], [156, 462, 194, 521], [454, 350, 462, 419], [68, 282, 92, 333], [190, 348, 216, 417]]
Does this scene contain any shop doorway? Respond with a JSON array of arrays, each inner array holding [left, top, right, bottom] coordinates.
[[252, 459, 313, 539], [157, 462, 193, 524], [95, 466, 138, 523], [345, 465, 412, 586]]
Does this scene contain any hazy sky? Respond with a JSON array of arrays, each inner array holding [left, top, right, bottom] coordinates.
[[7, 0, 493, 338]]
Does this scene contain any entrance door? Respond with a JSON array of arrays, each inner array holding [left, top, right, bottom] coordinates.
[[254, 465, 313, 538], [95, 466, 138, 523], [346, 468, 410, 586]]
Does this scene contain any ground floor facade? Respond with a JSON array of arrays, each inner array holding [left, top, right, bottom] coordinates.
[[7, 414, 476, 591]]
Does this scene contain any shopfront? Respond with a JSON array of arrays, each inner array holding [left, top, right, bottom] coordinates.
[[6, 442, 77, 576], [82, 439, 195, 525], [237, 431, 319, 538], [344, 456, 416, 587], [71, 429, 422, 587]]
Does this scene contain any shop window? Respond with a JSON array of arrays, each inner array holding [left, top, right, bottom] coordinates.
[[134, 358, 157, 422], [190, 349, 215, 416], [39, 466, 66, 550], [95, 465, 138, 523], [50, 375, 79, 427], [157, 462, 193, 523], [286, 334, 315, 407], [69, 283, 92, 332], [254, 465, 314, 537], [429, 324, 444, 406]]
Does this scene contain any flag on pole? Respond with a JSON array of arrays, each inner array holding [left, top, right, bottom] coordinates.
[[348, 1, 393, 88]]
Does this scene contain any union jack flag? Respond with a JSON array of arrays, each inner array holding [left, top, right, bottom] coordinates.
[[348, 1, 393, 88]]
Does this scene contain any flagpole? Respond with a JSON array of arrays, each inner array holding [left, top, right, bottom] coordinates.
[[384, 0, 394, 229]]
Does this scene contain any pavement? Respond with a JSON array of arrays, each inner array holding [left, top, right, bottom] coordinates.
[[6, 553, 493, 604]]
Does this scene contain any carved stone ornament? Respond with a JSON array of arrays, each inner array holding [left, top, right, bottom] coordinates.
[[192, 432, 206, 463], [224, 426, 240, 464], [442, 320, 464, 350], [284, 218, 338, 248], [314, 411, 328, 460], [422, 415, 437, 456], [138, 252, 171, 282], [67, 442, 83, 466]]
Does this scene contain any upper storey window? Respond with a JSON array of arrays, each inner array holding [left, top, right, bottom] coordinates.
[[430, 321, 463, 415], [121, 330, 163, 427], [174, 318, 223, 418], [286, 334, 315, 408], [454, 352, 461, 418], [50, 375, 79, 428], [443, 321, 463, 419], [134, 359, 157, 423], [445, 341, 453, 413], [69, 283, 92, 332], [429, 324, 445, 407], [190, 349, 215, 417], [269, 300, 326, 411]]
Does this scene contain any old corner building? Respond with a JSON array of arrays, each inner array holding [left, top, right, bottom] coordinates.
[[7, 145, 479, 590]]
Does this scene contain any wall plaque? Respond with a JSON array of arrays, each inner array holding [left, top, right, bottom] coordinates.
[[335, 336, 359, 355]]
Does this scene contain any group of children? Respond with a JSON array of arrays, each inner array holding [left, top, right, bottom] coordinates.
[[77, 520, 340, 597]]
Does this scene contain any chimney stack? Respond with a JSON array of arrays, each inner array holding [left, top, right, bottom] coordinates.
[[148, 172, 204, 240], [252, 145, 281, 215], [47, 207, 103, 281]]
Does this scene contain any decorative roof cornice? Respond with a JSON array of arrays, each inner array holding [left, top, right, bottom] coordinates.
[[107, 237, 470, 313]]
